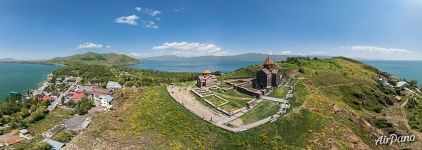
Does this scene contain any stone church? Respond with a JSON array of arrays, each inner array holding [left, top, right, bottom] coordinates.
[[197, 68, 217, 88], [255, 56, 282, 89]]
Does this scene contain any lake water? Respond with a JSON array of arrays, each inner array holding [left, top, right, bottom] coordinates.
[[0, 60, 420, 101], [0, 63, 58, 100], [129, 60, 263, 73], [363, 60, 422, 85], [132, 60, 422, 84]]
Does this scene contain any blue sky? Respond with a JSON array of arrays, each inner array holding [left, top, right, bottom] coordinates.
[[0, 0, 422, 60]]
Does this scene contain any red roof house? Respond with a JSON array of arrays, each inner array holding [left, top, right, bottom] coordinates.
[[70, 92, 86, 101]]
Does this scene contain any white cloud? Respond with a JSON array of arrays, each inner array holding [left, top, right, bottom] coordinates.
[[153, 42, 229, 56], [145, 8, 162, 16], [347, 45, 413, 54], [118, 52, 142, 58], [145, 21, 159, 29], [77, 42, 103, 49], [280, 51, 292, 55], [135, 7, 142, 11], [106, 45, 112, 48], [115, 14, 139, 25], [310, 51, 328, 54], [130, 52, 141, 57]]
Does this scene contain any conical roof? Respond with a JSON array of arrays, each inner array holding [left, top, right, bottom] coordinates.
[[203, 68, 211, 74], [264, 56, 274, 65]]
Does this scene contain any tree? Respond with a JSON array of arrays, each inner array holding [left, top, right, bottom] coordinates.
[[409, 80, 418, 87], [75, 98, 93, 115], [30, 142, 52, 150], [67, 100, 77, 108], [407, 98, 418, 109]]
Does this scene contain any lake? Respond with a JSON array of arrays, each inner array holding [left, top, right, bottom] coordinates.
[[363, 60, 422, 85], [132, 60, 422, 84], [0, 60, 420, 101], [129, 60, 263, 73], [0, 63, 58, 100]]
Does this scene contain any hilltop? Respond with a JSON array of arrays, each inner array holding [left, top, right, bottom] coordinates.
[[44, 52, 140, 65], [0, 58, 16, 62], [61, 57, 422, 149]]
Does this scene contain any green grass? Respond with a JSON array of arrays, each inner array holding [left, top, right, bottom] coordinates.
[[61, 57, 406, 149], [215, 94, 251, 110], [214, 89, 253, 98], [289, 82, 309, 109], [205, 95, 227, 106], [108, 86, 329, 149], [239, 101, 280, 124], [270, 87, 289, 98], [405, 95, 422, 132], [219, 104, 239, 112], [27, 108, 74, 135]]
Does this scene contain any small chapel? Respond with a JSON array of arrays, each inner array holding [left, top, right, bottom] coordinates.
[[197, 68, 218, 88]]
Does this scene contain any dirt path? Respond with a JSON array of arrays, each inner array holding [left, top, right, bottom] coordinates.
[[167, 85, 224, 123]]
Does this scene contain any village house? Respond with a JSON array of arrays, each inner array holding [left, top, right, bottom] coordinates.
[[196, 68, 217, 88], [69, 92, 86, 101], [99, 95, 113, 109], [38, 95, 54, 102], [44, 139, 65, 150], [106, 81, 122, 90], [50, 92, 61, 99], [379, 77, 389, 87], [254, 56, 282, 90], [396, 81, 408, 90], [55, 78, 63, 85], [91, 87, 112, 101], [18, 129, 31, 140]]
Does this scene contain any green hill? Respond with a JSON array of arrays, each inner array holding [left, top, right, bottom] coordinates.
[[45, 52, 140, 65], [144, 53, 330, 62], [45, 57, 422, 149]]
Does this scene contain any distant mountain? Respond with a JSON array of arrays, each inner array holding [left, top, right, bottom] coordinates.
[[0, 58, 16, 62], [44, 52, 140, 65], [144, 53, 330, 62]]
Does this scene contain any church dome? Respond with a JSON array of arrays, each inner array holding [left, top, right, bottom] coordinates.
[[203, 69, 211, 74], [264, 56, 274, 64]]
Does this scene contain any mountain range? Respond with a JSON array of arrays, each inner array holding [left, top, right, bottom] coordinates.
[[143, 53, 330, 62], [43, 52, 140, 65], [0, 58, 16, 62]]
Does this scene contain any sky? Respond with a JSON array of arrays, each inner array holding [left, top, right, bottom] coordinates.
[[0, 0, 422, 60]]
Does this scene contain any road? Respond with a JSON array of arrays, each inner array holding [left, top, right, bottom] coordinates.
[[47, 82, 77, 111]]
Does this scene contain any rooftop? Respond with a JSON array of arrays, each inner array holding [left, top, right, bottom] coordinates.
[[396, 81, 408, 88], [107, 81, 122, 89], [71, 92, 86, 100], [264, 56, 274, 65], [44, 139, 65, 150]]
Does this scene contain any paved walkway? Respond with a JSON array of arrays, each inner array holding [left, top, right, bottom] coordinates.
[[261, 96, 284, 103], [167, 85, 224, 123], [168, 85, 293, 133]]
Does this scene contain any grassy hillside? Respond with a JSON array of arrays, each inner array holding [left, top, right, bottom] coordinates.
[[45, 52, 140, 65], [64, 57, 422, 149]]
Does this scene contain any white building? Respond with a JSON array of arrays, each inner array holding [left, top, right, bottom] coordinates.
[[396, 81, 408, 90], [106, 81, 122, 90], [379, 77, 389, 87], [99, 95, 113, 109]]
